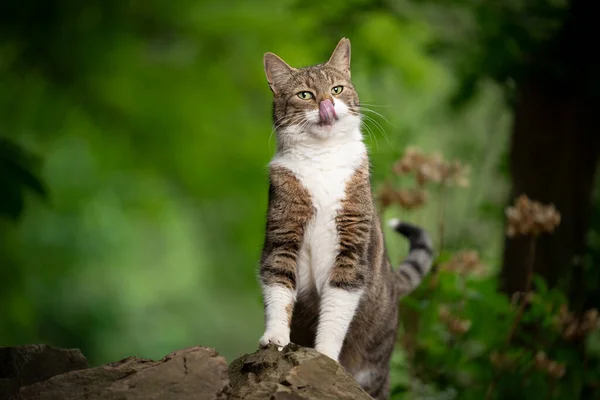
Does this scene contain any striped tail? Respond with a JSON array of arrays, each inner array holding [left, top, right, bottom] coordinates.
[[388, 219, 434, 295]]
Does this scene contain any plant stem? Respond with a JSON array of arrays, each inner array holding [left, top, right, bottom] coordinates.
[[485, 380, 497, 400], [548, 377, 557, 399], [524, 235, 537, 292], [437, 184, 446, 255], [486, 236, 537, 399], [506, 236, 537, 345]]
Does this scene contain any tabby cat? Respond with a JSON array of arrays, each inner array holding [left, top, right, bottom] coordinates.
[[259, 38, 434, 399]]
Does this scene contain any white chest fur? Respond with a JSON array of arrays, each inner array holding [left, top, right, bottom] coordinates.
[[270, 135, 367, 296]]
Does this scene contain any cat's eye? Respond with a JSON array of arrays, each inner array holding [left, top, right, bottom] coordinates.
[[297, 91, 314, 100], [331, 86, 344, 95]]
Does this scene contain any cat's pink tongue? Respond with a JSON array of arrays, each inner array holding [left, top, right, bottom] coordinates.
[[319, 99, 337, 125]]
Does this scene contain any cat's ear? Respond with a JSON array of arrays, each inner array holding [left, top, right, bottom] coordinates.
[[326, 38, 351, 77], [264, 52, 295, 94]]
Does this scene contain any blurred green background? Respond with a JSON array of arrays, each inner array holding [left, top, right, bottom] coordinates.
[[1, 0, 599, 398]]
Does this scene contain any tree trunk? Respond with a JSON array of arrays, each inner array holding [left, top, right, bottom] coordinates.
[[500, 0, 600, 301]]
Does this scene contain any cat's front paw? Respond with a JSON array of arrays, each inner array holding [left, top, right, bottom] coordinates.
[[259, 328, 290, 350], [315, 343, 341, 362]]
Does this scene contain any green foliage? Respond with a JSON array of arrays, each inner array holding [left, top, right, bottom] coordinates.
[[0, 138, 47, 219], [1, 0, 513, 367], [404, 0, 569, 107], [382, 170, 600, 399], [394, 268, 600, 400], [1, 2, 598, 399]]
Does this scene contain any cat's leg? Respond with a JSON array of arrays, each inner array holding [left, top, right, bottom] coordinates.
[[259, 283, 295, 349], [314, 221, 369, 360], [314, 165, 371, 361], [259, 221, 302, 350], [315, 285, 364, 360], [259, 167, 313, 349]]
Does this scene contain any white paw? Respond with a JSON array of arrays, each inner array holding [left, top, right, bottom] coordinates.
[[259, 328, 290, 350], [315, 343, 340, 362]]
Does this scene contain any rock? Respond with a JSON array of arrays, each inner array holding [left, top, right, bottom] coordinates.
[[18, 346, 229, 400], [228, 343, 372, 400], [0, 344, 88, 400], [1, 344, 369, 400]]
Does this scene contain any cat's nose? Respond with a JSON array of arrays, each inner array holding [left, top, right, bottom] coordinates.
[[319, 99, 337, 125]]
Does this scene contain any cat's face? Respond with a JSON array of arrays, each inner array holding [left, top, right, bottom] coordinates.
[[264, 38, 361, 146]]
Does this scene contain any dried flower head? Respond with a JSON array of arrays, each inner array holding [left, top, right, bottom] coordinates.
[[505, 195, 561, 237], [438, 304, 452, 320], [547, 361, 566, 379], [489, 351, 504, 369], [393, 146, 427, 175], [377, 183, 397, 209], [510, 291, 535, 306], [395, 189, 428, 210], [534, 351, 566, 379], [393, 147, 471, 187], [534, 351, 548, 369], [439, 160, 471, 187], [376, 184, 428, 210], [447, 318, 472, 335], [553, 306, 600, 340], [416, 162, 441, 186], [440, 250, 486, 276], [581, 308, 600, 331], [438, 304, 471, 335], [489, 351, 516, 370]]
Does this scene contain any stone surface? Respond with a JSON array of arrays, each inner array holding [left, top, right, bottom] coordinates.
[[228, 343, 372, 400], [0, 344, 88, 400], [18, 346, 229, 400], [0, 343, 370, 400]]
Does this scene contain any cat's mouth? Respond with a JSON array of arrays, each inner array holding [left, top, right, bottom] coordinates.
[[317, 121, 336, 128], [318, 99, 338, 126]]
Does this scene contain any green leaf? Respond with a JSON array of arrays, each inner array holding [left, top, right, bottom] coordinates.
[[0, 137, 48, 220], [532, 274, 548, 294]]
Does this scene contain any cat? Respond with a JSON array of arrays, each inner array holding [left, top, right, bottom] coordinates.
[[258, 38, 434, 400]]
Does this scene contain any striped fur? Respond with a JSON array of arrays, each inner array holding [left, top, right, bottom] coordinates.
[[259, 38, 434, 400]]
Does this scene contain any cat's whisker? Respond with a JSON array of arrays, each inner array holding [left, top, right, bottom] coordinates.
[[359, 102, 391, 108], [269, 115, 291, 147], [364, 117, 391, 136], [368, 125, 380, 150], [360, 107, 394, 127], [361, 113, 392, 147], [361, 120, 379, 150], [359, 105, 394, 147], [361, 113, 386, 135], [268, 125, 281, 148], [358, 117, 375, 146], [269, 113, 308, 148], [298, 118, 313, 135]]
